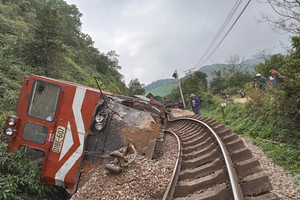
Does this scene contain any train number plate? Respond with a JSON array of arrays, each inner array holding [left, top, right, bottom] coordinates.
[[52, 126, 66, 153]]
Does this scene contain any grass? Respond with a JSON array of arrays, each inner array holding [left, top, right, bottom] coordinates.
[[145, 84, 176, 97], [203, 98, 300, 186], [252, 139, 300, 177]]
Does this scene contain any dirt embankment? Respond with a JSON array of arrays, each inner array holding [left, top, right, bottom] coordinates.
[[233, 97, 248, 103], [167, 108, 194, 118]]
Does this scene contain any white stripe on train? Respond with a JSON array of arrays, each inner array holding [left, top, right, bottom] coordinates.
[[55, 87, 86, 186]]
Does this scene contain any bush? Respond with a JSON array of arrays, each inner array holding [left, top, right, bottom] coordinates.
[[0, 113, 68, 199], [0, 140, 68, 200], [203, 91, 300, 183], [253, 140, 300, 181]]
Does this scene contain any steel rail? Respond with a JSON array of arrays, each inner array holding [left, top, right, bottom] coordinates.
[[162, 130, 182, 200], [168, 116, 244, 200]]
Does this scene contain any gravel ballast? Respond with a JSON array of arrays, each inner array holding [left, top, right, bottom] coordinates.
[[239, 136, 299, 200], [71, 109, 299, 199], [71, 133, 177, 200]]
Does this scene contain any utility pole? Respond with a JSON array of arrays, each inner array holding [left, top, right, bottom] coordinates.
[[184, 67, 195, 76], [172, 70, 186, 109]]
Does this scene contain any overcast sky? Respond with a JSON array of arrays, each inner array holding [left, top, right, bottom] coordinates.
[[64, 0, 291, 85]]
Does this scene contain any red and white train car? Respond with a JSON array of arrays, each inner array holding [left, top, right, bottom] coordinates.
[[4, 74, 164, 193], [4, 75, 106, 192]]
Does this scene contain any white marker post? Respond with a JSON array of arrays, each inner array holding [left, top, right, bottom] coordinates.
[[221, 102, 226, 123]]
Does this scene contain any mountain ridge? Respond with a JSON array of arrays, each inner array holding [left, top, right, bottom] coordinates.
[[144, 57, 264, 97]]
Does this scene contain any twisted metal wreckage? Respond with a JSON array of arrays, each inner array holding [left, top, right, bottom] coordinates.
[[3, 74, 165, 193]]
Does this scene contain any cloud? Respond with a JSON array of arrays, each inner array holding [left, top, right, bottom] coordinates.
[[65, 0, 291, 85]]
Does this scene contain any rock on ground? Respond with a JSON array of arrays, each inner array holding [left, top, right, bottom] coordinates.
[[71, 134, 177, 200]]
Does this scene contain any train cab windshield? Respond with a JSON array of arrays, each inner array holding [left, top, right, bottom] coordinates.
[[28, 80, 61, 122]]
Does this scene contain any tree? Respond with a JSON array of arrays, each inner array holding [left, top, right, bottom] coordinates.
[[164, 70, 208, 106], [181, 72, 206, 98], [255, 54, 286, 77], [49, 0, 83, 47], [279, 36, 300, 120], [107, 50, 121, 70], [23, 1, 65, 75], [259, 0, 300, 34], [128, 78, 145, 96], [209, 55, 252, 95], [253, 36, 300, 122], [194, 71, 208, 92], [253, 48, 274, 61], [210, 71, 226, 95]]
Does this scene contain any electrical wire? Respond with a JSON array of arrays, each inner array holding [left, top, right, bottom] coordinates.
[[186, 0, 222, 68], [193, 0, 243, 69], [197, 0, 252, 68]]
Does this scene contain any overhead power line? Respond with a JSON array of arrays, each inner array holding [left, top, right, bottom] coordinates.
[[187, 0, 225, 68], [194, 0, 252, 69], [193, 0, 243, 68]]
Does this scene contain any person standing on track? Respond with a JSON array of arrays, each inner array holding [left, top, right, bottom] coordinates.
[[190, 94, 201, 115]]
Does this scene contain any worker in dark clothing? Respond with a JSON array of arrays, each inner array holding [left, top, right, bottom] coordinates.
[[178, 98, 184, 109], [251, 77, 258, 88], [257, 73, 267, 90], [271, 68, 283, 84], [190, 94, 201, 115]]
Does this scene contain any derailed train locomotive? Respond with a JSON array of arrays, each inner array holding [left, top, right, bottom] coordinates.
[[3, 74, 165, 193]]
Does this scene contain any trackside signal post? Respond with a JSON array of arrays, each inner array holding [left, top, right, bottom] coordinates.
[[172, 70, 186, 109], [221, 102, 226, 123]]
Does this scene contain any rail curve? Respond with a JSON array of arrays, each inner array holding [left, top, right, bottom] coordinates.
[[162, 113, 279, 200]]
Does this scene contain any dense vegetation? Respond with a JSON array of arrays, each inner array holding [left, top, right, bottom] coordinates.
[[144, 78, 177, 92], [128, 78, 145, 96], [0, 115, 69, 199], [0, 0, 130, 113], [0, 0, 131, 199], [145, 57, 258, 98], [167, 36, 300, 186], [165, 71, 210, 105], [0, 0, 299, 198], [145, 83, 176, 97], [198, 58, 257, 83]]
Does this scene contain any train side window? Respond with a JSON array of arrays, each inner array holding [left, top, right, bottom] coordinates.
[[22, 122, 48, 144], [28, 80, 61, 122], [19, 145, 45, 165]]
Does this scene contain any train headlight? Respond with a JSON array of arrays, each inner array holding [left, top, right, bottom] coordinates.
[[7, 117, 17, 126], [5, 128, 14, 136], [95, 114, 105, 123], [94, 112, 107, 131]]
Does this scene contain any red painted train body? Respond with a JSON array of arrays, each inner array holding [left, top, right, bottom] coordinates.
[[3, 75, 164, 193]]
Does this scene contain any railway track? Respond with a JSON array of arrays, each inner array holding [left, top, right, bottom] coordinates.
[[162, 114, 279, 200]]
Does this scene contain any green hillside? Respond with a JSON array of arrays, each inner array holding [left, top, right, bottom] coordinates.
[[144, 60, 257, 97], [0, 0, 128, 112], [199, 60, 257, 83], [145, 83, 176, 97], [0, 0, 130, 199], [144, 79, 177, 92]]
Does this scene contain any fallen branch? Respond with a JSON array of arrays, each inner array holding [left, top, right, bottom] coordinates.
[[256, 137, 285, 146]]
